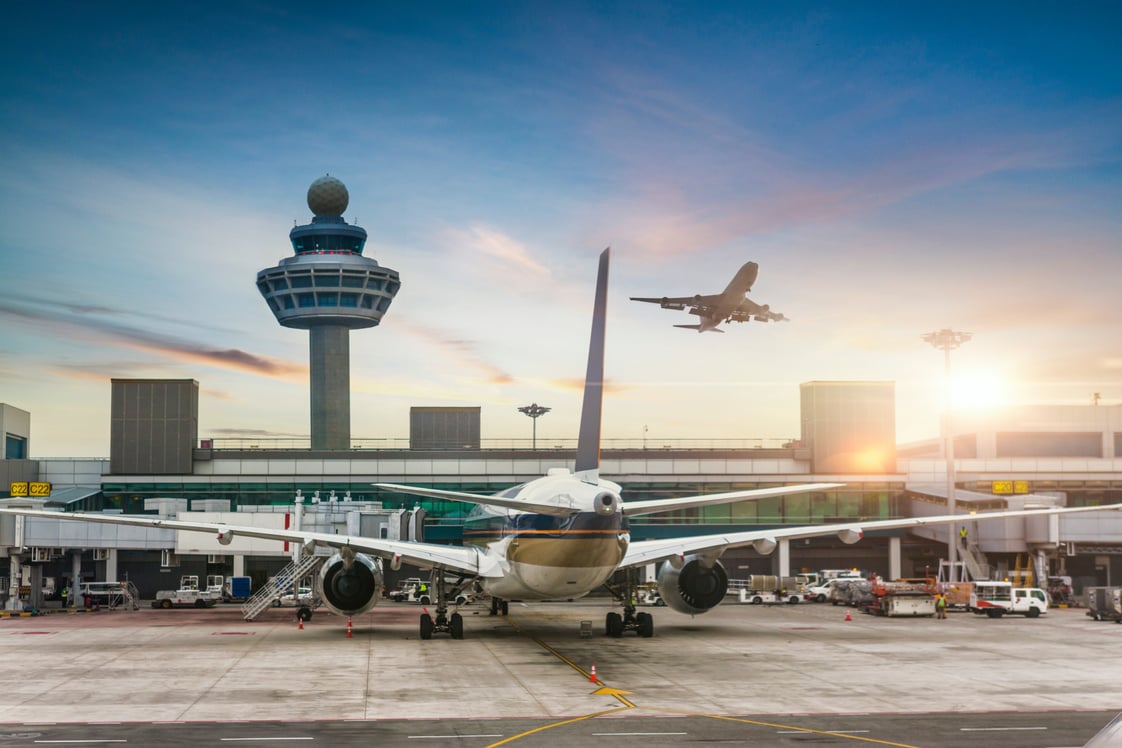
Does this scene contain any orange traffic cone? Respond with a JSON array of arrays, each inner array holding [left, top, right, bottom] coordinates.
[[589, 664, 598, 683], [298, 617, 304, 630], [346, 617, 353, 638], [845, 610, 852, 622]]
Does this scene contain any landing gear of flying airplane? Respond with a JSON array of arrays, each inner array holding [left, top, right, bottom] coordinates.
[[418, 572, 468, 639], [604, 569, 654, 638]]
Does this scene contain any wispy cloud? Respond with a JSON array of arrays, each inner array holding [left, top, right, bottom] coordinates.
[[0, 298, 304, 379], [391, 318, 513, 385]]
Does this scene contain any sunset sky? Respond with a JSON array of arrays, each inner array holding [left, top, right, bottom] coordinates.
[[2, 4, 1119, 458]]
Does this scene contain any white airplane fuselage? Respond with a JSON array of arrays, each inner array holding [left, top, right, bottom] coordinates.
[[462, 473, 629, 600]]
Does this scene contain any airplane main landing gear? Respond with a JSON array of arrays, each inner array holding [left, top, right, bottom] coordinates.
[[604, 569, 655, 638], [419, 610, 463, 640], [418, 572, 467, 640], [489, 597, 509, 616]]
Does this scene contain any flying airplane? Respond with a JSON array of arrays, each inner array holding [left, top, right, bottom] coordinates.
[[2, 249, 1119, 641], [630, 260, 789, 332]]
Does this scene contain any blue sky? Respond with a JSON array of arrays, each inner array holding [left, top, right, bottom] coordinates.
[[2, 3, 1120, 457]]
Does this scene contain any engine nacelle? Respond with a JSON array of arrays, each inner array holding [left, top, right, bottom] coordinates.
[[837, 527, 864, 545], [656, 555, 728, 615], [216, 529, 234, 546], [594, 491, 620, 516], [317, 552, 384, 617]]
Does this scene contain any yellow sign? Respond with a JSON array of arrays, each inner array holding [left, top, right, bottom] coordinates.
[[993, 480, 1030, 495], [8, 482, 51, 497]]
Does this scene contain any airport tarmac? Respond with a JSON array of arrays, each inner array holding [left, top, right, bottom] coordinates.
[[0, 598, 1118, 746]]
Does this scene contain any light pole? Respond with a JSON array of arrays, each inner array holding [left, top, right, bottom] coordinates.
[[922, 328, 972, 582], [518, 403, 551, 450]]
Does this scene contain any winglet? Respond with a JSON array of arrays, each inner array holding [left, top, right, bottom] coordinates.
[[574, 247, 610, 482]]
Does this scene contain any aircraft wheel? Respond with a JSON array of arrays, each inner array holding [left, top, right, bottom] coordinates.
[[636, 611, 654, 638], [500, 600, 509, 616], [297, 606, 313, 622], [450, 612, 464, 640], [420, 613, 434, 640], [605, 611, 623, 638]]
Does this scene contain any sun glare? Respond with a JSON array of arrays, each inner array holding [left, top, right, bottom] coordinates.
[[950, 371, 1011, 411]]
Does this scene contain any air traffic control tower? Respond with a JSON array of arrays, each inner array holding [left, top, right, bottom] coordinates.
[[256, 175, 400, 449]]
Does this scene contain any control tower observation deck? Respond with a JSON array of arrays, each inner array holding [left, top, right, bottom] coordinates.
[[256, 176, 400, 449]]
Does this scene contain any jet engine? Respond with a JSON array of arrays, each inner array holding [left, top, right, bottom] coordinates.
[[316, 552, 384, 617], [837, 527, 864, 544], [656, 555, 729, 614]]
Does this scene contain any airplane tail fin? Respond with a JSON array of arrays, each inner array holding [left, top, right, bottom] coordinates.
[[574, 248, 610, 483], [673, 324, 724, 333]]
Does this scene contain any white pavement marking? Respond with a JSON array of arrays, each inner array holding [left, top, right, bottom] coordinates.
[[592, 735, 686, 740], [34, 742, 128, 744], [960, 726, 1048, 732], [219, 739, 315, 743], [407, 736, 504, 740]]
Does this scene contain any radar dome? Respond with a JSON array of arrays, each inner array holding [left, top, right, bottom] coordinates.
[[307, 175, 349, 217]]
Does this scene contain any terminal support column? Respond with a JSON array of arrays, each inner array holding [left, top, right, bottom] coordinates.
[[889, 536, 902, 580], [777, 539, 790, 578]]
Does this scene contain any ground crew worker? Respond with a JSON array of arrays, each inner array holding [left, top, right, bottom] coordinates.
[[60, 587, 69, 607], [936, 593, 947, 619], [960, 526, 968, 547]]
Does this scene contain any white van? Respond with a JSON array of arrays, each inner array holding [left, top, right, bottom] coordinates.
[[970, 581, 1048, 618]]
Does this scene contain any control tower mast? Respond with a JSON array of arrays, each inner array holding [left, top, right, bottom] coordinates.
[[257, 176, 400, 449]]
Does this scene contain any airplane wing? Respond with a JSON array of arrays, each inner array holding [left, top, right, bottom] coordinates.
[[619, 502, 1122, 568], [622, 483, 844, 517], [374, 483, 579, 517], [727, 297, 788, 323], [630, 294, 722, 313], [0, 508, 487, 576]]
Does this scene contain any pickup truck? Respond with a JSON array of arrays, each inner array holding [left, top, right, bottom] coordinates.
[[970, 582, 1048, 618]]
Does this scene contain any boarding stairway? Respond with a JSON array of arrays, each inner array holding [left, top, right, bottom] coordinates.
[[241, 555, 324, 621]]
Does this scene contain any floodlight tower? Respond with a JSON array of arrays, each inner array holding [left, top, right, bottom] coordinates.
[[257, 176, 400, 450], [518, 403, 551, 450], [922, 328, 972, 581]]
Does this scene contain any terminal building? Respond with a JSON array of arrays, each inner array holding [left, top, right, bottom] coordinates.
[[3, 382, 1120, 608]]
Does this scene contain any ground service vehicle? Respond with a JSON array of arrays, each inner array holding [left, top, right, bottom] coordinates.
[[1085, 586, 1122, 622], [152, 588, 218, 609], [738, 589, 801, 604], [223, 576, 252, 602], [970, 581, 1048, 618], [864, 577, 934, 617]]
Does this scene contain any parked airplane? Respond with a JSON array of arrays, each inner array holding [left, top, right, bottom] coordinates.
[[2, 249, 1119, 641], [630, 260, 788, 332]]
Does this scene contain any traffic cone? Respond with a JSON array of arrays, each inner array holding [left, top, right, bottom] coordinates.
[[298, 617, 304, 630], [589, 664, 598, 683], [346, 617, 353, 638], [845, 610, 852, 622]]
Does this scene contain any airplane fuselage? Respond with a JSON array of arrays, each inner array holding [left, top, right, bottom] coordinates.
[[700, 260, 759, 329], [461, 474, 629, 600]]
